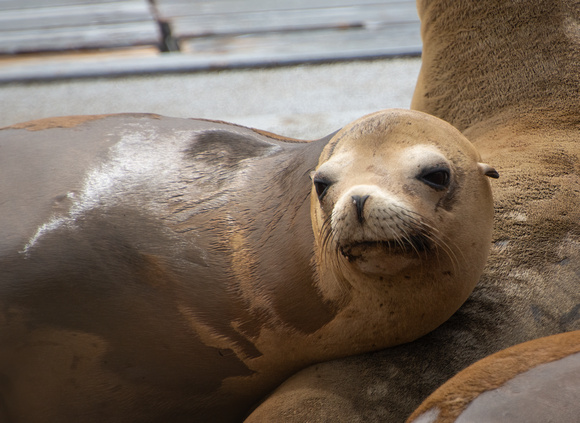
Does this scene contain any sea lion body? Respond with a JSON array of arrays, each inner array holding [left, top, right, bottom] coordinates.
[[244, 0, 580, 421], [1, 113, 331, 422], [407, 331, 580, 423], [0, 110, 495, 422]]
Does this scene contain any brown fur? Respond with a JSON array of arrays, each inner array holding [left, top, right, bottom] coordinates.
[[407, 331, 580, 422], [244, 1, 580, 421], [250, 127, 309, 143], [0, 113, 334, 423], [412, 0, 580, 132], [0, 114, 160, 131]]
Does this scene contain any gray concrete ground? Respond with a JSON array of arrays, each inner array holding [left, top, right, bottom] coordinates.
[[0, 57, 421, 139]]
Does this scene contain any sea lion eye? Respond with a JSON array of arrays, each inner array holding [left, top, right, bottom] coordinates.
[[313, 177, 331, 201], [419, 168, 450, 190]]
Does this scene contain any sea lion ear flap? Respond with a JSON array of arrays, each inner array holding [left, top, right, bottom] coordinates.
[[478, 163, 500, 179]]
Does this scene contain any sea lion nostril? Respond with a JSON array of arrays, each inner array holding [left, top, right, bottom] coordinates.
[[351, 194, 370, 223]]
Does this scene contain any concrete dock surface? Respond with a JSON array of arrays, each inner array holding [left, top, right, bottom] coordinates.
[[0, 57, 421, 139]]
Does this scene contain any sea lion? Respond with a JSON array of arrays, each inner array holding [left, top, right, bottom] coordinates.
[[0, 109, 496, 422], [307, 109, 498, 347], [407, 330, 580, 423], [244, 0, 580, 421]]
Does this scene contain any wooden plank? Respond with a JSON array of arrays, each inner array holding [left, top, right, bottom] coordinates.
[[0, 0, 117, 10], [169, 3, 418, 39], [0, 1, 154, 32], [0, 30, 420, 83], [155, 0, 414, 17], [0, 22, 160, 54], [0, 0, 159, 54], [0, 0, 421, 80], [181, 22, 421, 61]]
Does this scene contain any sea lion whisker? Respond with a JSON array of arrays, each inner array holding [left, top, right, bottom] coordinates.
[[419, 230, 457, 272], [322, 217, 346, 275], [324, 223, 351, 296], [378, 212, 397, 255], [387, 207, 430, 252], [389, 206, 457, 274], [388, 209, 458, 276], [420, 228, 461, 274], [394, 221, 423, 259], [415, 218, 462, 266], [401, 221, 427, 278], [320, 216, 335, 251]]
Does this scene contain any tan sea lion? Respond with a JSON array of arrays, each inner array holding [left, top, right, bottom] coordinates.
[[244, 0, 580, 421], [407, 330, 580, 423], [0, 109, 496, 422]]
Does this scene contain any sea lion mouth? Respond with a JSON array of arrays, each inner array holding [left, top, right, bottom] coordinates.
[[339, 235, 430, 259]]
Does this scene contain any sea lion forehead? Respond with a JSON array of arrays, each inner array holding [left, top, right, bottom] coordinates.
[[321, 109, 479, 164]]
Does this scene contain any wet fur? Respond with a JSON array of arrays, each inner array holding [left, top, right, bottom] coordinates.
[[0, 115, 337, 422]]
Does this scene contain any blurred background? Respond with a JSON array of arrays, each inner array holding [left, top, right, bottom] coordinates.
[[0, 0, 422, 138]]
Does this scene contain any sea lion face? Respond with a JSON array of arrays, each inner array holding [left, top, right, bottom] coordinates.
[[317, 143, 456, 276], [311, 109, 497, 331]]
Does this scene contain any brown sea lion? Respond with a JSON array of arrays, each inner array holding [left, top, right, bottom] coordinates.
[[244, 0, 580, 421], [0, 109, 496, 422], [407, 330, 580, 423]]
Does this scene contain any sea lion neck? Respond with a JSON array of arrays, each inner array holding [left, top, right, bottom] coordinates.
[[221, 132, 341, 335], [412, 0, 580, 132]]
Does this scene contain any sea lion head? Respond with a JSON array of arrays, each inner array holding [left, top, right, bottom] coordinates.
[[310, 109, 498, 342]]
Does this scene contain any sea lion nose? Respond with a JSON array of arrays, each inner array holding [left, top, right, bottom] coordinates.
[[351, 195, 370, 224]]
